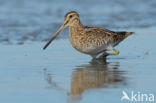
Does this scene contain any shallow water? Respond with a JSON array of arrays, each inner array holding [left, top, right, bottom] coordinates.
[[0, 26, 156, 103], [0, 0, 156, 103]]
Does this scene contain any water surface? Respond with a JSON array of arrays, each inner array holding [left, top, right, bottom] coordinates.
[[0, 27, 156, 103], [0, 0, 156, 103]]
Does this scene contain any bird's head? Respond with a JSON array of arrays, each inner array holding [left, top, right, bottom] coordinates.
[[64, 11, 80, 27], [43, 11, 80, 50]]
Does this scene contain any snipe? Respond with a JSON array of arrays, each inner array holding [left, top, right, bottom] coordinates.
[[43, 11, 134, 59]]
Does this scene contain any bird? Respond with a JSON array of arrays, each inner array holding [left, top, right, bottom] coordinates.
[[43, 11, 134, 59]]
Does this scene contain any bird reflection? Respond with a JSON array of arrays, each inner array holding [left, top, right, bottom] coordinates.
[[68, 58, 128, 101], [43, 58, 128, 102]]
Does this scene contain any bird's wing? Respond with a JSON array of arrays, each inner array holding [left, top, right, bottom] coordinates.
[[84, 26, 118, 47], [84, 26, 116, 37], [83, 26, 133, 47]]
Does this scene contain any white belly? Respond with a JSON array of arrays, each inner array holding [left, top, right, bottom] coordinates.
[[80, 45, 107, 55]]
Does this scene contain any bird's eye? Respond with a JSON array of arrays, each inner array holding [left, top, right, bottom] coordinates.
[[69, 15, 73, 18]]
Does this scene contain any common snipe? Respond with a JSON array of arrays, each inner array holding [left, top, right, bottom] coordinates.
[[43, 11, 134, 59]]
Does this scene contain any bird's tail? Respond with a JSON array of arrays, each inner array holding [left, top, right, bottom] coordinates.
[[116, 31, 134, 38], [113, 31, 134, 46], [125, 32, 134, 38]]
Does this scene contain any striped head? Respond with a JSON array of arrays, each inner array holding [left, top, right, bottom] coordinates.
[[43, 11, 80, 50], [64, 11, 80, 27]]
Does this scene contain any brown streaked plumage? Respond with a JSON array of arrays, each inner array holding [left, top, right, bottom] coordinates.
[[43, 11, 134, 58]]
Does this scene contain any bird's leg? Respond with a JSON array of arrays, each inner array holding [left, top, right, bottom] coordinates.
[[91, 55, 97, 59], [100, 49, 120, 58], [99, 52, 109, 58], [108, 49, 120, 56]]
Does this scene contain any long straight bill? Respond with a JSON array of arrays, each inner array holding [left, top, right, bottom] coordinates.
[[43, 25, 65, 50]]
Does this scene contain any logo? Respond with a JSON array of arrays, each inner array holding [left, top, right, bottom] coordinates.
[[121, 91, 154, 102]]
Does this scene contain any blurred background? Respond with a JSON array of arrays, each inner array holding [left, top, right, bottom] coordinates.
[[0, 0, 156, 103], [0, 0, 156, 44]]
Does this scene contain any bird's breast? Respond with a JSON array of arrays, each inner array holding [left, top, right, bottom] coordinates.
[[69, 27, 84, 51]]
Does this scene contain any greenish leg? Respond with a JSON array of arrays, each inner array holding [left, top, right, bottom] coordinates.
[[101, 49, 120, 58], [109, 49, 120, 56]]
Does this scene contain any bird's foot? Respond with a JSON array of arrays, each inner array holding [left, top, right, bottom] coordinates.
[[109, 49, 120, 56], [99, 49, 120, 59]]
